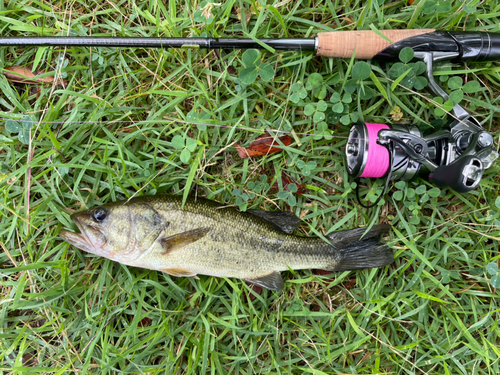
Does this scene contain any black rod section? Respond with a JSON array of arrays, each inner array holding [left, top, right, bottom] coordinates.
[[0, 36, 317, 51]]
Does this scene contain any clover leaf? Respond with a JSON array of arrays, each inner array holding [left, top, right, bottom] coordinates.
[[290, 82, 307, 104], [277, 183, 298, 207], [352, 61, 372, 81], [187, 109, 211, 131], [312, 122, 333, 140], [388, 47, 428, 90], [304, 100, 327, 124], [423, 0, 451, 14], [259, 63, 274, 82], [232, 188, 249, 210], [487, 262, 500, 289], [6, 120, 21, 133], [5, 116, 33, 145], [172, 135, 197, 163], [55, 55, 69, 78], [443, 77, 482, 106], [238, 49, 275, 85], [433, 96, 454, 117], [239, 67, 259, 85], [296, 160, 317, 177], [242, 49, 260, 67], [339, 113, 359, 125], [462, 80, 481, 93], [346, 62, 376, 99], [306, 73, 326, 99]]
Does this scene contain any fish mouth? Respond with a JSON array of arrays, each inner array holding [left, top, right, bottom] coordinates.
[[60, 229, 94, 253], [60, 216, 106, 255]]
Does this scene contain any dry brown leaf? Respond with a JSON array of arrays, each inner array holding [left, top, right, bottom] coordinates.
[[234, 133, 292, 158], [3, 66, 67, 86], [246, 283, 263, 302], [270, 172, 307, 196]]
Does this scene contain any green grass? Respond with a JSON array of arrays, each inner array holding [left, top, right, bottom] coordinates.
[[1, 0, 500, 374]]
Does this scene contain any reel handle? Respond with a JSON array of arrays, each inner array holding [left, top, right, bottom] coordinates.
[[429, 155, 483, 193]]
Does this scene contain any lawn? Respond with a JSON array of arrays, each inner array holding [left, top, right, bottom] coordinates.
[[1, 0, 499, 374]]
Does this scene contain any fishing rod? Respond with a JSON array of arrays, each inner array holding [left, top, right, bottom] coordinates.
[[1, 29, 499, 193], [1, 30, 500, 61]]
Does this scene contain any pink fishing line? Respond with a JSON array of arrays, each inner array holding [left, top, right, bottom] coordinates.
[[360, 123, 390, 178]]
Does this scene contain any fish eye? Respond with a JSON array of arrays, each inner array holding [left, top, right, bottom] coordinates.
[[92, 207, 108, 222]]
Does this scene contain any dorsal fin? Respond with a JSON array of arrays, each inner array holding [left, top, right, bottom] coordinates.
[[247, 210, 301, 233]]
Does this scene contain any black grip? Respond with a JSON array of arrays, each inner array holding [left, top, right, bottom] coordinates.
[[448, 31, 500, 61], [374, 31, 459, 61], [374, 31, 500, 62], [429, 155, 483, 193]]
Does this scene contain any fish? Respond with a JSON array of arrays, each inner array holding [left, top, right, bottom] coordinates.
[[60, 195, 394, 291]]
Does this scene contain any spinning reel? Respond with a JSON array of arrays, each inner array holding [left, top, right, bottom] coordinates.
[[346, 51, 498, 194]]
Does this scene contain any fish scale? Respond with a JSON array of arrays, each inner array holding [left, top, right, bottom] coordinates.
[[60, 195, 394, 290]]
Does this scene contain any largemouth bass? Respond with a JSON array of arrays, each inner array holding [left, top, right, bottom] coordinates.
[[60, 195, 393, 290]]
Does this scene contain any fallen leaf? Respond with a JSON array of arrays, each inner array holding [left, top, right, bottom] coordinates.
[[234, 133, 292, 158], [138, 316, 152, 328], [313, 269, 332, 277], [270, 172, 307, 196], [3, 66, 67, 86], [22, 353, 38, 367], [246, 283, 263, 302], [343, 279, 357, 290]]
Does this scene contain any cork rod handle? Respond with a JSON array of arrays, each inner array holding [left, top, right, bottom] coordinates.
[[316, 30, 436, 59]]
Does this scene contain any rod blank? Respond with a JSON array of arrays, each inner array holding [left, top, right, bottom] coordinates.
[[0, 36, 317, 51]]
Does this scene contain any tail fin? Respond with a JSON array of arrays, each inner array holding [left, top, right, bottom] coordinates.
[[326, 224, 394, 271]]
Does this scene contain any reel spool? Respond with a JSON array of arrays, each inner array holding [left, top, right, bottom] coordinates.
[[346, 123, 390, 179], [346, 123, 423, 181]]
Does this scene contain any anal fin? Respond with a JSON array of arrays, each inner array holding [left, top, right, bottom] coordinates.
[[162, 268, 199, 279], [245, 271, 284, 291]]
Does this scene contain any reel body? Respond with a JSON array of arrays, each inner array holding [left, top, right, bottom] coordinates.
[[346, 50, 498, 194], [346, 117, 497, 193]]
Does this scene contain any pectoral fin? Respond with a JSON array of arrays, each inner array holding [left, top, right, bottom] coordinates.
[[247, 210, 301, 233], [245, 271, 284, 291], [162, 268, 199, 279], [160, 227, 210, 255]]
